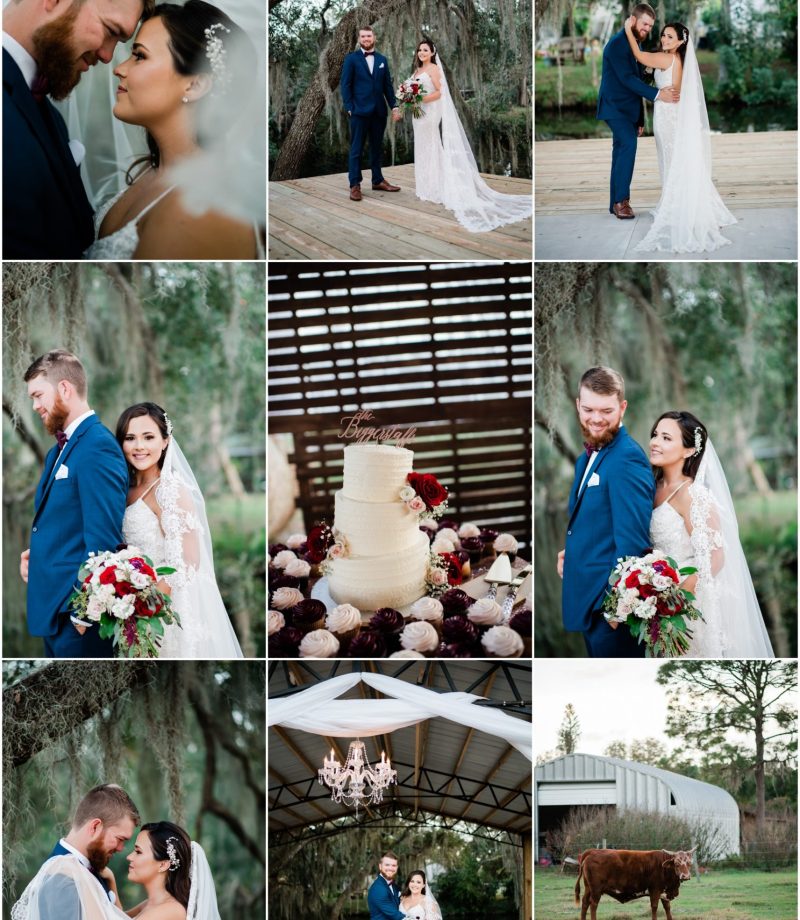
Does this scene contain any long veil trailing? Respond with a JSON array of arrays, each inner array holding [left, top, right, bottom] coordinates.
[[687, 439, 774, 657], [11, 856, 128, 920], [435, 56, 532, 233], [635, 35, 736, 253], [187, 842, 222, 920], [154, 438, 244, 659]]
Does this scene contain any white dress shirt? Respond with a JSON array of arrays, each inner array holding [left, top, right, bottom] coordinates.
[[579, 448, 601, 493], [3, 31, 37, 89], [362, 47, 374, 74]]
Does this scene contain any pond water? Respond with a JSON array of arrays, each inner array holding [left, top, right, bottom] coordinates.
[[536, 104, 797, 140]]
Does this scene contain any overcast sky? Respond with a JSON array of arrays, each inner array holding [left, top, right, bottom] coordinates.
[[533, 660, 676, 758]]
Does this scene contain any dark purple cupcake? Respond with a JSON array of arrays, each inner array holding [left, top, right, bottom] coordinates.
[[437, 518, 460, 533], [440, 588, 472, 617], [345, 629, 388, 658], [369, 608, 405, 633], [460, 536, 484, 563], [270, 574, 301, 592], [268, 626, 303, 658], [269, 543, 289, 556], [291, 599, 327, 633], [479, 527, 498, 548], [442, 615, 479, 646], [419, 526, 438, 543], [436, 642, 475, 658], [509, 608, 532, 637], [267, 565, 282, 587]]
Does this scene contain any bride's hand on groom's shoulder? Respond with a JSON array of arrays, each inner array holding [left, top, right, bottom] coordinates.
[[624, 15, 636, 32], [557, 548, 565, 579], [19, 548, 29, 583]]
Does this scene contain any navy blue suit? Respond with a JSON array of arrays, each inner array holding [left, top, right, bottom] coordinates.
[[596, 30, 659, 212], [38, 841, 112, 920], [28, 415, 128, 658], [367, 875, 404, 920], [562, 425, 655, 657], [340, 49, 398, 188], [3, 49, 94, 258]]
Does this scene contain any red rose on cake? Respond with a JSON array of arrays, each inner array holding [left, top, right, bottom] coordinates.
[[407, 472, 448, 509]]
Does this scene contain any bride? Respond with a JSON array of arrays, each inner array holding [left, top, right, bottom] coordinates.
[[648, 411, 774, 657], [13, 822, 221, 920], [399, 870, 442, 920], [116, 402, 243, 659], [402, 37, 532, 233], [84, 0, 260, 259], [623, 18, 737, 252]]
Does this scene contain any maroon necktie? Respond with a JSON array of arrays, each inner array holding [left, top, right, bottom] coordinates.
[[582, 442, 596, 459], [31, 73, 49, 103], [55, 430, 68, 450]]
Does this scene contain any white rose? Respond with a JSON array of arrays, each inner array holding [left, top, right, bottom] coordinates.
[[273, 550, 298, 569], [130, 570, 150, 590], [400, 621, 439, 653], [286, 533, 307, 549], [437, 527, 460, 547], [85, 597, 104, 622], [399, 486, 417, 501], [326, 604, 362, 634], [268, 609, 285, 635], [111, 595, 136, 620], [299, 629, 341, 658], [408, 496, 426, 513], [481, 625, 524, 657], [328, 541, 347, 559], [430, 568, 448, 587], [409, 597, 443, 623], [467, 597, 504, 626], [284, 557, 311, 578], [652, 574, 673, 591], [271, 587, 304, 610]]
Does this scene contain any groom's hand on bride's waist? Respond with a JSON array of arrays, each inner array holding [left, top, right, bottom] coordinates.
[[657, 87, 680, 103], [20, 548, 30, 583], [557, 549, 565, 579]]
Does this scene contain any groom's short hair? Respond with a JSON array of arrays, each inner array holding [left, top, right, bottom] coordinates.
[[632, 2, 656, 18], [24, 349, 87, 398], [579, 366, 625, 401], [72, 784, 140, 829]]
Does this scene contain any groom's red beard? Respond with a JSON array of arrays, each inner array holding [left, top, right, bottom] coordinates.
[[86, 840, 112, 873], [41, 394, 70, 436], [580, 421, 621, 450], [31, 3, 86, 102]]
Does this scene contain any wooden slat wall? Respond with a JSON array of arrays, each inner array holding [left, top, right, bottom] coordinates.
[[268, 262, 532, 550]]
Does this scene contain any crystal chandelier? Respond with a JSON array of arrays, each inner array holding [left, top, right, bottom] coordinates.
[[318, 739, 397, 813]]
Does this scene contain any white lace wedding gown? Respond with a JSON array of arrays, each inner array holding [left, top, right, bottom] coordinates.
[[84, 184, 174, 259], [649, 478, 773, 657], [122, 467, 243, 659], [408, 66, 531, 233], [634, 41, 736, 253], [401, 896, 443, 920]]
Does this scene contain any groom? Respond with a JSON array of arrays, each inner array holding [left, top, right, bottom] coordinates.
[[597, 3, 679, 219], [367, 851, 407, 920], [36, 784, 140, 916], [20, 349, 128, 658], [558, 366, 655, 657], [340, 25, 402, 202], [3, 0, 146, 257]]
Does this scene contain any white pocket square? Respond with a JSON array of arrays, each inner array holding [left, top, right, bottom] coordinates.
[[379, 62, 385, 68], [587, 472, 600, 487], [55, 464, 69, 480]]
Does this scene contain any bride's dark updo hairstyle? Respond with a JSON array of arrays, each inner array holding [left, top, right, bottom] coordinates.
[[401, 869, 427, 897], [115, 402, 171, 478], [651, 410, 708, 482], [141, 821, 192, 908], [127, 0, 251, 182], [413, 35, 438, 71], [660, 22, 689, 63]]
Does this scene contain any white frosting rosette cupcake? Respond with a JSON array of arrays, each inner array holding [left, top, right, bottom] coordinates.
[[271, 587, 305, 610], [268, 609, 285, 636], [493, 533, 519, 562], [458, 522, 481, 539], [299, 629, 341, 658], [284, 556, 311, 590], [286, 533, 307, 549], [325, 603, 362, 642], [467, 597, 504, 627], [272, 549, 298, 569], [481, 625, 524, 657], [389, 649, 426, 659], [399, 621, 439, 655], [408, 597, 444, 637], [436, 527, 460, 547], [431, 536, 456, 555]]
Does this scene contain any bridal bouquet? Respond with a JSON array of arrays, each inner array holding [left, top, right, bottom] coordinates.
[[397, 79, 428, 117], [602, 553, 703, 657], [69, 547, 181, 658]]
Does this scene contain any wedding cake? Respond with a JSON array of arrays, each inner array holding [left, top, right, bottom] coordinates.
[[327, 443, 430, 610]]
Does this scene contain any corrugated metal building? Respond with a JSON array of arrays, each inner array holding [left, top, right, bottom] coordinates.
[[535, 753, 740, 858]]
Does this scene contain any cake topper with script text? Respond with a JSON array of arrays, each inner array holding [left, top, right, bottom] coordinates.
[[338, 410, 417, 449]]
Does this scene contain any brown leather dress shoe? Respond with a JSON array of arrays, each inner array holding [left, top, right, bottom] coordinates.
[[372, 180, 401, 192], [350, 185, 362, 201], [612, 199, 635, 219]]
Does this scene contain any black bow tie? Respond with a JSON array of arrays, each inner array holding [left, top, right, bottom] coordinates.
[[56, 430, 68, 449], [31, 73, 49, 103], [583, 441, 596, 458], [363, 50, 374, 56]]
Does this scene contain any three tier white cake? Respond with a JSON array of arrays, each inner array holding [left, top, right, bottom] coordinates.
[[327, 443, 430, 610]]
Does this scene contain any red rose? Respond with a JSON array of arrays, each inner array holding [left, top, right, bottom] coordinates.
[[624, 569, 641, 590], [99, 566, 117, 585], [653, 560, 679, 583], [307, 523, 333, 564], [439, 552, 463, 586], [115, 581, 138, 597], [139, 563, 156, 580], [640, 584, 658, 599], [134, 597, 154, 618], [407, 472, 448, 510], [411, 82, 419, 92]]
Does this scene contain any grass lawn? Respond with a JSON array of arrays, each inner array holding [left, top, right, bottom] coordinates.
[[534, 867, 798, 919], [207, 493, 265, 551]]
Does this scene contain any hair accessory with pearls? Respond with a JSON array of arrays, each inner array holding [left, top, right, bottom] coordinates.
[[205, 23, 232, 93], [693, 427, 703, 456], [163, 411, 174, 438], [165, 837, 180, 871]]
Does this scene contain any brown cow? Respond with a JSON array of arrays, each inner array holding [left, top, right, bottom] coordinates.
[[574, 847, 696, 920]]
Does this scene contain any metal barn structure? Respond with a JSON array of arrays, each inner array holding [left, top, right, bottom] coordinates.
[[534, 753, 740, 858]]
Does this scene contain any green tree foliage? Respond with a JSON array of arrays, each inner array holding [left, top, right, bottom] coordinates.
[[433, 835, 517, 919], [557, 703, 581, 755]]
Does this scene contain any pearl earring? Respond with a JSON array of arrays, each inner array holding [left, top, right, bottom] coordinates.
[[182, 95, 189, 103]]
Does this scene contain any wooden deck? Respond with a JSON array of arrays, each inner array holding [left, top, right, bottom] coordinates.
[[536, 130, 797, 214], [269, 163, 532, 260]]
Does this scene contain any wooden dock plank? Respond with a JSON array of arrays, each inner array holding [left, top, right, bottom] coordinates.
[[269, 163, 532, 260], [535, 131, 797, 214]]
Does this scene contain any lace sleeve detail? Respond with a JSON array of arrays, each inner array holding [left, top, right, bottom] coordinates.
[[156, 475, 204, 589], [688, 480, 724, 593]]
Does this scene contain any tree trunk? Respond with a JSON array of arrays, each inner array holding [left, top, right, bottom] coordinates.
[[754, 698, 766, 832], [271, 0, 407, 180]]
